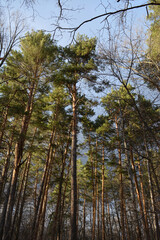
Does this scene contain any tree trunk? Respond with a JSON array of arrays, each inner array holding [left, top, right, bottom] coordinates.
[[2, 82, 36, 240], [52, 134, 70, 240], [36, 173, 50, 240], [0, 89, 17, 148], [106, 197, 113, 240], [32, 128, 57, 240], [138, 158, 149, 238], [102, 143, 105, 240], [83, 194, 86, 240], [88, 134, 96, 240], [97, 182, 100, 240], [143, 131, 160, 240], [0, 124, 15, 200], [115, 115, 125, 240], [123, 200, 130, 240], [122, 131, 142, 239], [0, 175, 12, 240], [0, 106, 9, 148], [130, 147, 150, 240], [14, 153, 32, 240], [147, 159, 159, 240], [70, 83, 78, 240]]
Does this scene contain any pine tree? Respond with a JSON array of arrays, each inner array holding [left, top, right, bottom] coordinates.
[[53, 34, 97, 240], [0, 30, 57, 240]]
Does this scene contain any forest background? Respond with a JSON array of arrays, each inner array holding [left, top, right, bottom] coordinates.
[[0, 1, 160, 240]]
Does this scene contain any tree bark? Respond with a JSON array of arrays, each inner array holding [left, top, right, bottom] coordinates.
[[130, 147, 150, 240], [14, 153, 32, 240], [0, 106, 9, 148], [102, 143, 105, 240], [115, 115, 125, 240], [2, 81, 36, 240], [70, 83, 78, 240], [143, 130, 160, 240], [83, 194, 86, 240], [0, 124, 15, 200], [32, 127, 57, 240], [88, 134, 96, 240], [52, 134, 70, 240], [138, 158, 149, 238]]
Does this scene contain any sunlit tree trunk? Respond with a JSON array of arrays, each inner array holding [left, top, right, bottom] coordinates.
[[122, 128, 142, 239], [138, 158, 149, 237], [130, 147, 150, 240], [70, 83, 78, 240], [0, 106, 9, 148]]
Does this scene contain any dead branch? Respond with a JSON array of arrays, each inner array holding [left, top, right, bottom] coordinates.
[[55, 2, 160, 39]]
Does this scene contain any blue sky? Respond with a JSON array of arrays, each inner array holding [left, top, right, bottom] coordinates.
[[3, 0, 147, 46]]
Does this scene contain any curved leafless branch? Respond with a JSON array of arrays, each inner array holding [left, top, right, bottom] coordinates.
[[0, 10, 25, 68], [55, 2, 160, 39]]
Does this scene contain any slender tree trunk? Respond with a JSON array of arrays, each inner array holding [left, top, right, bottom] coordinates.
[[36, 172, 50, 240], [137, 158, 149, 238], [10, 128, 37, 240], [0, 90, 17, 148], [0, 124, 15, 199], [115, 115, 125, 240], [130, 147, 150, 240], [11, 159, 29, 239], [123, 135, 142, 239], [101, 143, 105, 240], [94, 139, 98, 240], [111, 203, 120, 240], [52, 134, 70, 240], [14, 153, 32, 240], [2, 81, 36, 240], [83, 194, 86, 240], [0, 106, 9, 148], [32, 128, 57, 240], [70, 83, 78, 240], [0, 175, 12, 240], [97, 182, 100, 240], [113, 198, 121, 240], [143, 131, 160, 240], [106, 197, 113, 240], [58, 157, 71, 240], [88, 134, 96, 240], [123, 200, 130, 240], [147, 159, 159, 240]]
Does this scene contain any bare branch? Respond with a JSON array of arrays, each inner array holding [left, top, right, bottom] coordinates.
[[0, 10, 25, 67], [54, 2, 160, 38], [58, 0, 63, 19]]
